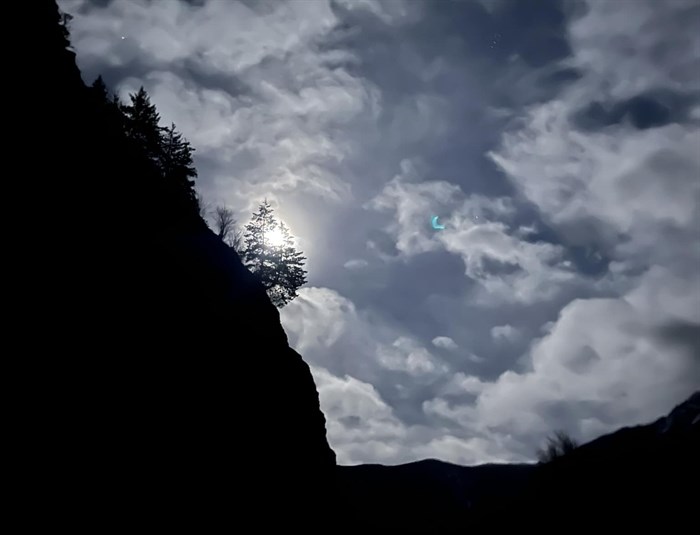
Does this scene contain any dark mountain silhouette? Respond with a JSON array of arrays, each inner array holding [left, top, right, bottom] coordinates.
[[337, 392, 698, 531], [28, 2, 697, 531], [517, 391, 699, 528], [336, 459, 535, 532], [31, 2, 334, 529]]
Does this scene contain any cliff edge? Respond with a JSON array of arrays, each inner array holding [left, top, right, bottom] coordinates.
[[30, 2, 335, 529]]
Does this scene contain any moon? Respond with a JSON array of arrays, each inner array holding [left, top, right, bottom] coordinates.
[[265, 227, 285, 247], [431, 216, 445, 230]]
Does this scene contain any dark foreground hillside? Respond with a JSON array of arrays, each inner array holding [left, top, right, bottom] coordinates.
[[337, 460, 535, 531], [30, 2, 335, 529]]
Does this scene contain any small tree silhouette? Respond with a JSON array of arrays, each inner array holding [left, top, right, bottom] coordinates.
[[537, 431, 578, 463], [213, 205, 244, 252], [241, 200, 307, 307]]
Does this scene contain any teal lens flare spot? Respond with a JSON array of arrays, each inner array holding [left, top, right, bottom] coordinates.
[[431, 216, 445, 230]]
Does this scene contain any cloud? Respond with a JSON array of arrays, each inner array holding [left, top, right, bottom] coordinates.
[[278, 287, 354, 356], [490, 325, 521, 344], [343, 259, 369, 270], [334, 0, 419, 24], [307, 0, 700, 464], [281, 287, 448, 380], [311, 367, 408, 464], [317, 363, 523, 465], [362, 0, 700, 460], [432, 336, 458, 350], [63, 0, 338, 73], [367, 160, 580, 304], [565, 0, 700, 100], [439, 372, 485, 396], [427, 0, 700, 452], [463, 290, 699, 444], [439, 221, 577, 305], [282, 288, 523, 464], [313, 361, 526, 465], [365, 159, 465, 256], [377, 337, 447, 376], [489, 102, 700, 251]]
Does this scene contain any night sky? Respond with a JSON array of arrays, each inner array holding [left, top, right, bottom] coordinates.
[[61, 0, 700, 465]]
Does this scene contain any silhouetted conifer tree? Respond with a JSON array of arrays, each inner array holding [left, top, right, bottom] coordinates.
[[118, 87, 199, 216], [242, 200, 307, 307], [121, 87, 163, 163], [270, 221, 308, 306], [91, 75, 108, 101], [160, 123, 198, 206], [89, 76, 121, 120]]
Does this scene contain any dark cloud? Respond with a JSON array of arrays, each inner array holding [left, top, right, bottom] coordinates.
[[655, 321, 700, 361], [572, 90, 700, 131]]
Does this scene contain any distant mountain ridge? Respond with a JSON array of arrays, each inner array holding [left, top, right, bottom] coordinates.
[[337, 392, 699, 530], [655, 391, 699, 432]]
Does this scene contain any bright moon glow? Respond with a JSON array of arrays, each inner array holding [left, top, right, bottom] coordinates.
[[265, 227, 285, 247]]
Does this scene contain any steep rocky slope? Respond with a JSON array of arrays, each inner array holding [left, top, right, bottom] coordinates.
[[32, 2, 335, 529]]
